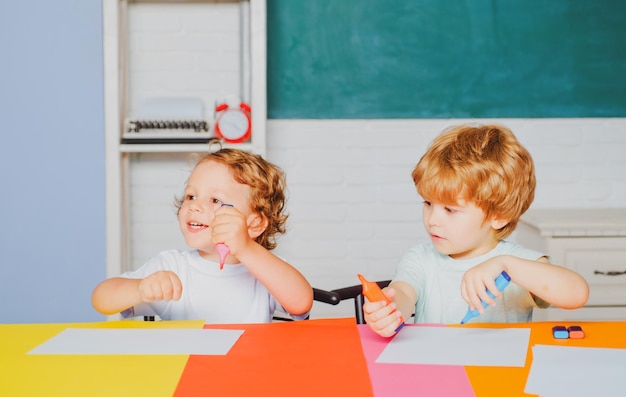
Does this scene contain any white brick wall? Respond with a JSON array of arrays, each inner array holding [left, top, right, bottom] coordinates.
[[127, 2, 242, 119], [124, 3, 626, 319], [129, 119, 626, 319]]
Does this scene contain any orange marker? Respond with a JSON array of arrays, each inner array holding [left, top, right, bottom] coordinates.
[[358, 274, 405, 332]]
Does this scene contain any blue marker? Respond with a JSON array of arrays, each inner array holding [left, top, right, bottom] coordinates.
[[460, 271, 511, 324]]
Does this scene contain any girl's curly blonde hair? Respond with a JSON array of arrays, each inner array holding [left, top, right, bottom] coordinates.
[[175, 148, 288, 250]]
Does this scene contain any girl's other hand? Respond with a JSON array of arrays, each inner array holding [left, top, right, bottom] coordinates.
[[138, 271, 183, 302]]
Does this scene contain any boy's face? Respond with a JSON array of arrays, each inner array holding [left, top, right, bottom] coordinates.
[[177, 160, 254, 255], [422, 198, 503, 260]]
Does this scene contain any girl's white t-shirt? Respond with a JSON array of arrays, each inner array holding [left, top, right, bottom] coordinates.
[[120, 249, 305, 323]]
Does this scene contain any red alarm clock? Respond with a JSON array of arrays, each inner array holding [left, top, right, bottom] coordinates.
[[214, 102, 252, 143]]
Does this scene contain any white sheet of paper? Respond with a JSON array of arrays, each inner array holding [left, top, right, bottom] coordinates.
[[376, 326, 530, 367], [27, 328, 244, 355], [525, 344, 626, 397]]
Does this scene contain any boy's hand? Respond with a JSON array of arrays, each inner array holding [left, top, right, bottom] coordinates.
[[461, 259, 504, 313], [138, 271, 183, 302], [363, 287, 404, 337]]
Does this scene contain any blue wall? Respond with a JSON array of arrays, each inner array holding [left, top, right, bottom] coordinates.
[[0, 1, 106, 323]]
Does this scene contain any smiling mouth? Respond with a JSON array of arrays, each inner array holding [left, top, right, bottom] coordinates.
[[189, 222, 208, 230]]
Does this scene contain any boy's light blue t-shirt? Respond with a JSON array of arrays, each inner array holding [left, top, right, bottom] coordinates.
[[393, 240, 549, 324]]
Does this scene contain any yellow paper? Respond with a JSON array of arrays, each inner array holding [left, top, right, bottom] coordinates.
[[0, 320, 204, 397]]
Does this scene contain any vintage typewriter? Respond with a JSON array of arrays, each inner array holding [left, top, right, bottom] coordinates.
[[122, 97, 217, 144]]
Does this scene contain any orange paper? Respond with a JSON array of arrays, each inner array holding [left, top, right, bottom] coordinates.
[[174, 318, 374, 397]]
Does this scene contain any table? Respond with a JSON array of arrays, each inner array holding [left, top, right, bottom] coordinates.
[[2, 318, 625, 396]]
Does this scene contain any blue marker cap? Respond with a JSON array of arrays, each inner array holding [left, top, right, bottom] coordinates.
[[460, 271, 511, 324]]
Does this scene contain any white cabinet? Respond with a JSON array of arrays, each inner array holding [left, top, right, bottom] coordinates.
[[515, 208, 626, 321], [103, 0, 266, 278]]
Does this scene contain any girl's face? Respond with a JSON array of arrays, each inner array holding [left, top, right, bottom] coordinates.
[[422, 198, 504, 260], [177, 160, 253, 255]]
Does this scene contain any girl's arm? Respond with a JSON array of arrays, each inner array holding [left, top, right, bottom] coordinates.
[[236, 241, 313, 316], [92, 271, 183, 315], [92, 277, 143, 315], [212, 207, 313, 316]]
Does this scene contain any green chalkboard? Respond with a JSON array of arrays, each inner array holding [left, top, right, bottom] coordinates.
[[267, 0, 626, 118]]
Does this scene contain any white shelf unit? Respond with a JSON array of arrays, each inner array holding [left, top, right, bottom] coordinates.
[[515, 208, 626, 321], [103, 0, 266, 278]]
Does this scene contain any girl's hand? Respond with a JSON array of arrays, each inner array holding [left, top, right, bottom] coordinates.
[[210, 205, 251, 256], [362, 287, 404, 337], [138, 271, 183, 302]]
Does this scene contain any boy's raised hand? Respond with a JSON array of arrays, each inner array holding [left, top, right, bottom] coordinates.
[[138, 270, 183, 302], [363, 287, 404, 337]]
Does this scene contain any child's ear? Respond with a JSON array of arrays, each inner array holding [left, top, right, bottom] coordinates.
[[490, 215, 509, 231], [247, 213, 268, 239]]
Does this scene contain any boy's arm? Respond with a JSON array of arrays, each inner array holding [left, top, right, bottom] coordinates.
[[363, 280, 417, 337], [389, 281, 417, 322], [503, 256, 589, 309], [463, 255, 589, 311], [236, 242, 314, 317]]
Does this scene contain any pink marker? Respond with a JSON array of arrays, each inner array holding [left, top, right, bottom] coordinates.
[[216, 204, 234, 270], [216, 243, 230, 270]]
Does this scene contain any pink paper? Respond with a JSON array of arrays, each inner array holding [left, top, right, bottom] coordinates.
[[357, 324, 476, 397]]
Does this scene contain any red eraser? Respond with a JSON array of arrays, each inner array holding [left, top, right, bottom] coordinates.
[[568, 325, 585, 339]]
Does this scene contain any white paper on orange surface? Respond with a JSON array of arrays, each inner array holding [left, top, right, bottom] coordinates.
[[525, 344, 626, 397]]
